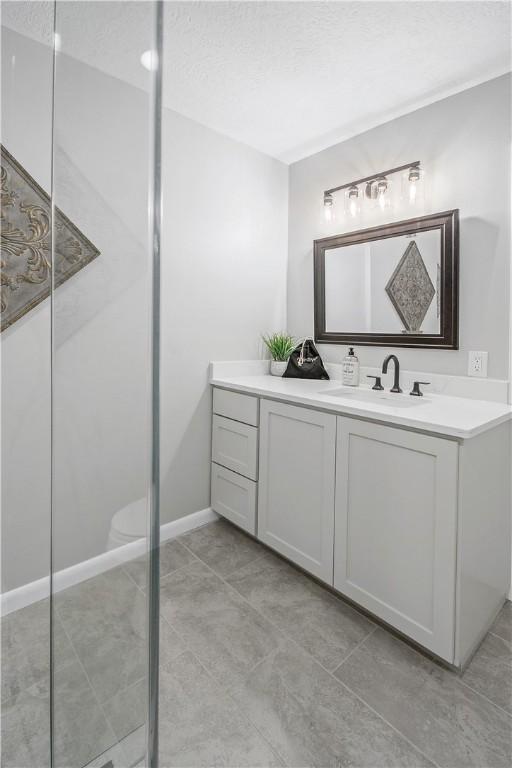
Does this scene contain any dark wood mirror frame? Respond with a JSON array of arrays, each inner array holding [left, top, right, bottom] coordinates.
[[314, 209, 459, 349]]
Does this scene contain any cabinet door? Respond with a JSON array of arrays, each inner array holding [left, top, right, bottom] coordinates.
[[335, 416, 458, 661], [258, 400, 336, 583]]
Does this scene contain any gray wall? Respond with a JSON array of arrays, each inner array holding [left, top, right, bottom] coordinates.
[[2, 26, 154, 588], [1, 26, 53, 591], [288, 74, 511, 379], [160, 109, 288, 525], [1, 27, 288, 591]]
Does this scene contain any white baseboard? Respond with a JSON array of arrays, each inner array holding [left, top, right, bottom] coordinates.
[[1, 507, 218, 617], [160, 507, 217, 541]]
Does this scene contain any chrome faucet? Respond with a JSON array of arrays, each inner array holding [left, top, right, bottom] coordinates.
[[382, 354, 402, 393]]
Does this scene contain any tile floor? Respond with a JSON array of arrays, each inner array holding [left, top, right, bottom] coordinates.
[[2, 518, 511, 768]]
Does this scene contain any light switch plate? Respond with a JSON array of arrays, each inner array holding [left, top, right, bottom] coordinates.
[[468, 351, 488, 378]]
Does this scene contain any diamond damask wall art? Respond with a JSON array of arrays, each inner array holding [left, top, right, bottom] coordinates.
[[0, 145, 100, 332], [385, 239, 436, 333]]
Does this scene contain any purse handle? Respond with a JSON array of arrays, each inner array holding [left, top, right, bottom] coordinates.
[[298, 338, 306, 366], [298, 337, 314, 366]]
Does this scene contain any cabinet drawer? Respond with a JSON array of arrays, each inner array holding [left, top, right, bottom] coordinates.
[[211, 463, 257, 535], [212, 414, 258, 480], [213, 388, 259, 426]]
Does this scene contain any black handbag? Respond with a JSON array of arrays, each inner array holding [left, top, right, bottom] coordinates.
[[283, 338, 330, 380]]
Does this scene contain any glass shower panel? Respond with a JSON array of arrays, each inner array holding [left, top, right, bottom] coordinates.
[[51, 2, 158, 766], [1, 3, 54, 766]]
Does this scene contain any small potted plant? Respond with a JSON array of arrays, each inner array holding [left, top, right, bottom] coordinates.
[[262, 332, 296, 376]]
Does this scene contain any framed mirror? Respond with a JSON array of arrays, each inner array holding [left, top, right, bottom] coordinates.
[[314, 209, 459, 348]]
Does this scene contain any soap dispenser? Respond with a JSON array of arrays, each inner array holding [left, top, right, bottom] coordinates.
[[342, 347, 360, 386]]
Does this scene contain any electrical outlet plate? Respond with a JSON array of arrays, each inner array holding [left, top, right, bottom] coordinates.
[[468, 351, 488, 378]]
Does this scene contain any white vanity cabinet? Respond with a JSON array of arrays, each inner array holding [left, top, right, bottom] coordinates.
[[210, 384, 511, 666], [334, 417, 458, 661], [257, 400, 336, 582]]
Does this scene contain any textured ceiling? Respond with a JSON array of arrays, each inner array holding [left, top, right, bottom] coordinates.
[[3, 1, 511, 163]]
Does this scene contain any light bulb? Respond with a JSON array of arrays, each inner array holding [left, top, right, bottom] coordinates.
[[408, 166, 420, 204], [347, 186, 359, 218], [377, 177, 388, 210], [324, 193, 334, 222]]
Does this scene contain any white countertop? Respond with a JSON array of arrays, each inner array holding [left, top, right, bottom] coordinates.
[[209, 373, 512, 439]]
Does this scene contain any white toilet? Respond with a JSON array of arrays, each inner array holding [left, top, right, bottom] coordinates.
[[107, 496, 148, 550]]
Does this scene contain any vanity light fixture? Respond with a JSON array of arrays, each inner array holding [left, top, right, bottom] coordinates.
[[323, 161, 422, 220]]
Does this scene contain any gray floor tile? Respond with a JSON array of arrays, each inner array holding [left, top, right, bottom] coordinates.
[[231, 639, 433, 768], [57, 570, 148, 703], [1, 598, 51, 655], [2, 601, 51, 703], [102, 616, 185, 744], [1, 660, 117, 768], [227, 551, 374, 671], [492, 601, 512, 642], [55, 565, 139, 625], [124, 538, 196, 589], [1, 613, 74, 704], [462, 632, 512, 713], [57, 567, 181, 704], [336, 627, 512, 768], [103, 677, 146, 744], [1, 678, 50, 768], [119, 725, 146, 767], [158, 651, 283, 767], [179, 519, 264, 578], [83, 727, 146, 768], [160, 559, 282, 690], [53, 661, 118, 768], [78, 604, 180, 705], [83, 741, 130, 768]]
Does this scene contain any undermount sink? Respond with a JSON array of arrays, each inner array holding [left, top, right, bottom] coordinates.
[[321, 387, 427, 408]]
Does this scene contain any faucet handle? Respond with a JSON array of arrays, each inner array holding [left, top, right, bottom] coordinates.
[[367, 375, 384, 391], [410, 381, 430, 397]]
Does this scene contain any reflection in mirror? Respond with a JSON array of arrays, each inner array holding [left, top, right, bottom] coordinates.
[[314, 210, 458, 349], [325, 229, 441, 335]]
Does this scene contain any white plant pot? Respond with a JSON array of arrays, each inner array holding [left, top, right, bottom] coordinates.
[[270, 360, 288, 377]]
